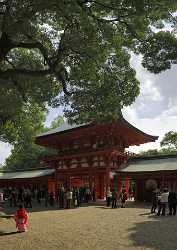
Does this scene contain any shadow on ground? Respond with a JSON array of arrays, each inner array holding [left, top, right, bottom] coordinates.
[[2, 200, 151, 216], [95, 201, 151, 210], [1, 200, 107, 215], [0, 231, 20, 236], [129, 214, 177, 250]]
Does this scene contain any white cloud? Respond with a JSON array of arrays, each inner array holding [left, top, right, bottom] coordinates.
[[123, 104, 177, 153], [142, 79, 162, 101]]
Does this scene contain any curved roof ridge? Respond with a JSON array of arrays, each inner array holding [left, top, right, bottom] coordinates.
[[121, 118, 158, 140], [36, 117, 158, 141]]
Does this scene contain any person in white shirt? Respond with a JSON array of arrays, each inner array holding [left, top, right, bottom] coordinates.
[[106, 187, 112, 207], [66, 189, 73, 209], [0, 189, 4, 210], [157, 188, 169, 216]]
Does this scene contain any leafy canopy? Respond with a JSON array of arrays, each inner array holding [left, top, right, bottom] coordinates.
[[161, 131, 177, 150], [139, 131, 177, 156], [1, 0, 177, 141], [4, 114, 64, 170]]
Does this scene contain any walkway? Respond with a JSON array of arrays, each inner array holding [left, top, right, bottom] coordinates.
[[1, 202, 177, 250]]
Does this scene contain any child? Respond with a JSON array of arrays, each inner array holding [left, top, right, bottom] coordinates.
[[14, 204, 29, 232]]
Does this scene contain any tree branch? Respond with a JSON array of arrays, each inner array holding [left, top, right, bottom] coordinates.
[[0, 66, 72, 96], [56, 72, 71, 96], [0, 68, 52, 79]]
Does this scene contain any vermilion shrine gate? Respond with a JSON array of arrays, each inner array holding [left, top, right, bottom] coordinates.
[[35, 118, 158, 199]]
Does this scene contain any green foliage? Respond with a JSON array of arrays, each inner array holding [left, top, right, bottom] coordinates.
[[138, 31, 177, 73], [138, 148, 177, 156], [161, 131, 177, 150], [3, 113, 64, 170], [0, 0, 177, 134], [62, 49, 140, 123], [138, 149, 160, 156], [138, 131, 177, 156], [50, 116, 64, 129], [137, 148, 177, 156]]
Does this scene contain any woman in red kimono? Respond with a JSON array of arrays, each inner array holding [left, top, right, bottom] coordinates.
[[14, 205, 29, 232]]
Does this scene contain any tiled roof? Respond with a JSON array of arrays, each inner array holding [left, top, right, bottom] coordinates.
[[38, 122, 89, 137], [118, 156, 177, 173], [0, 168, 55, 180]]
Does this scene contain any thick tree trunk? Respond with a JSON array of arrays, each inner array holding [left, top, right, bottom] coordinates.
[[0, 32, 13, 62]]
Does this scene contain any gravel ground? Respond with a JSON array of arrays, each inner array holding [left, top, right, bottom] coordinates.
[[1, 201, 177, 250]]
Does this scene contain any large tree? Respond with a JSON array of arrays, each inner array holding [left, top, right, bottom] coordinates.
[[1, 0, 177, 140], [4, 112, 64, 170], [161, 131, 177, 150], [139, 30, 177, 73]]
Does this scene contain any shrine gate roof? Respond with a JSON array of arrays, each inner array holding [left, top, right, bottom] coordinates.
[[117, 155, 177, 174], [35, 118, 158, 148]]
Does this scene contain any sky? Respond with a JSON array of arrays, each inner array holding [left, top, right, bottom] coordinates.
[[0, 54, 177, 164]]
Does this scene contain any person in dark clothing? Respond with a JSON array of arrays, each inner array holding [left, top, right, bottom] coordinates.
[[49, 192, 54, 206], [73, 188, 78, 208], [10, 189, 17, 207], [37, 189, 41, 204], [120, 189, 127, 208], [17, 188, 24, 203], [168, 191, 177, 215], [59, 187, 65, 208], [92, 187, 96, 202], [151, 189, 159, 213], [44, 189, 49, 207], [25, 189, 32, 208], [111, 189, 117, 209]]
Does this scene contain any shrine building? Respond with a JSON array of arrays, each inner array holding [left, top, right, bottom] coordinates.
[[34, 118, 158, 199], [117, 154, 177, 201]]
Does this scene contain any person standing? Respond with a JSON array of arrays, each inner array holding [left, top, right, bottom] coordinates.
[[49, 192, 55, 206], [111, 189, 117, 209], [17, 187, 24, 203], [44, 189, 49, 207], [120, 189, 127, 208], [106, 187, 112, 207], [0, 189, 4, 211], [157, 188, 169, 216], [85, 186, 90, 203], [66, 189, 73, 209], [59, 187, 65, 208], [168, 191, 177, 216], [73, 188, 78, 208], [92, 186, 96, 202], [25, 188, 32, 208], [151, 189, 159, 213]]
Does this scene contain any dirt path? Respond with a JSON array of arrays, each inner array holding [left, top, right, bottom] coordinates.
[[1, 202, 177, 250]]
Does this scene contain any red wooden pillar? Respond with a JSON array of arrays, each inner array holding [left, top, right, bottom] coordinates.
[[106, 168, 110, 189], [88, 157, 93, 190], [105, 154, 111, 190], [100, 175, 105, 199], [54, 161, 59, 198], [125, 176, 130, 197], [117, 176, 122, 197]]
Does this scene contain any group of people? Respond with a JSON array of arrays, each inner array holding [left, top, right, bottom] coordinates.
[[151, 188, 177, 216], [1, 185, 97, 233], [106, 187, 128, 208], [57, 186, 96, 209], [1, 185, 96, 210]]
